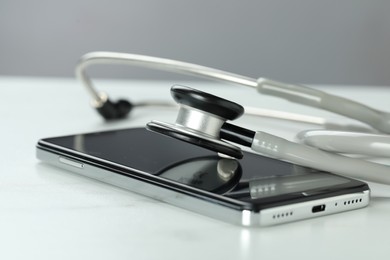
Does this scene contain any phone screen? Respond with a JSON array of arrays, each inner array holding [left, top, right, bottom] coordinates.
[[39, 128, 366, 209]]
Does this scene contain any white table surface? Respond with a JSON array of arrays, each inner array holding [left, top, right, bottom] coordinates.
[[1, 77, 390, 260]]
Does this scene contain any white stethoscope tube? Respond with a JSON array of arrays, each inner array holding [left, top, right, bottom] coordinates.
[[75, 51, 390, 184], [252, 131, 390, 184], [296, 130, 390, 157], [76, 52, 390, 134]]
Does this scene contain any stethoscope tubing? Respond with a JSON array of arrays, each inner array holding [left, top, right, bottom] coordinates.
[[75, 51, 390, 185], [76, 51, 390, 134]]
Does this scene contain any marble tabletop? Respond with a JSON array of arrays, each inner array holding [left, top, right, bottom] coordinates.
[[1, 77, 389, 260]]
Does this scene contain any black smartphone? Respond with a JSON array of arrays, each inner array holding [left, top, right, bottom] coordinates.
[[36, 127, 369, 226]]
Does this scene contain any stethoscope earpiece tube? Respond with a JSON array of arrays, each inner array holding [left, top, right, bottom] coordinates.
[[251, 131, 390, 185], [76, 51, 390, 185], [257, 78, 390, 134], [77, 52, 390, 133], [296, 130, 390, 157]]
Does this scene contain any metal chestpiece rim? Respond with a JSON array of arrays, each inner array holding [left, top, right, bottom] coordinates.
[[147, 120, 243, 158], [146, 85, 244, 158]]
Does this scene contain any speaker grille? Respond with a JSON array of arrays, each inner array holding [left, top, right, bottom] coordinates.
[[272, 211, 293, 220], [335, 198, 363, 207]]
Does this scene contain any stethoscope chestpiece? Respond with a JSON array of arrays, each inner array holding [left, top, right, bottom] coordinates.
[[147, 85, 244, 159], [170, 85, 244, 121]]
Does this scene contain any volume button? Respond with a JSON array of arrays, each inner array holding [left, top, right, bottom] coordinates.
[[58, 156, 84, 169]]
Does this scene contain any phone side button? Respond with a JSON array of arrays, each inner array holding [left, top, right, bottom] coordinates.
[[58, 157, 84, 169]]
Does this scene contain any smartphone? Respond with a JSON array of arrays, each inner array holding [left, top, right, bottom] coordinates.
[[36, 127, 369, 226]]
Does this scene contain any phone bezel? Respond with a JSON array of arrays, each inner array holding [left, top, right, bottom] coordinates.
[[36, 128, 370, 213]]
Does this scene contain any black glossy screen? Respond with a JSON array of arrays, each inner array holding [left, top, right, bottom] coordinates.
[[39, 128, 358, 204]]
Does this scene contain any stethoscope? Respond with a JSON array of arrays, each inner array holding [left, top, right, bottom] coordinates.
[[75, 51, 390, 185]]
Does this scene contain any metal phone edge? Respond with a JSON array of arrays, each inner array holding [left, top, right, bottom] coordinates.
[[36, 147, 370, 227]]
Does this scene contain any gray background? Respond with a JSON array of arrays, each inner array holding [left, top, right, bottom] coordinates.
[[1, 0, 389, 85]]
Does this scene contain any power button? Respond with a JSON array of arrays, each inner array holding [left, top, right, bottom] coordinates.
[[58, 156, 84, 169]]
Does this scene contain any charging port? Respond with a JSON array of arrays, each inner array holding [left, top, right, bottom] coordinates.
[[312, 204, 326, 213]]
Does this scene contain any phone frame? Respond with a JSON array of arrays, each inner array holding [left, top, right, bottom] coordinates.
[[36, 128, 370, 226]]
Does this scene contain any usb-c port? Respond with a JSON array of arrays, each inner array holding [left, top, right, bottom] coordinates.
[[312, 204, 326, 213]]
